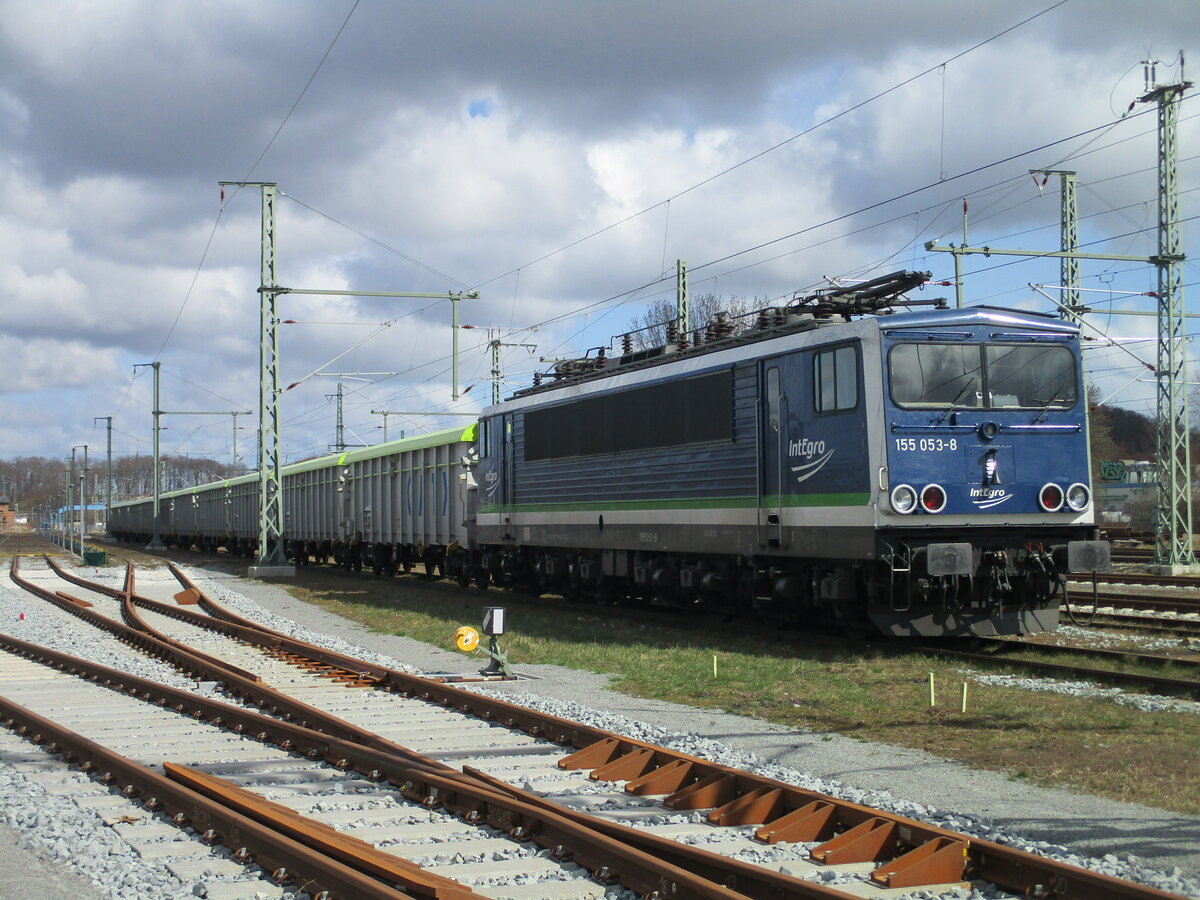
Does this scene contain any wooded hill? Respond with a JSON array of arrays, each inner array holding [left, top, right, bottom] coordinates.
[[0, 456, 240, 517]]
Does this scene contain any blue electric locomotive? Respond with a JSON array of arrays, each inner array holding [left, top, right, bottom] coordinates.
[[107, 270, 1108, 638], [468, 271, 1109, 636]]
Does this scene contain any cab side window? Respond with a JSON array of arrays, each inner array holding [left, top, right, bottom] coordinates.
[[814, 344, 858, 413]]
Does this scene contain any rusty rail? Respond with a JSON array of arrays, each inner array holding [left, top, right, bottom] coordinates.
[[43, 559, 1191, 899], [0, 694, 419, 900], [51, 556, 397, 687], [0, 631, 854, 900], [171, 561, 1195, 900], [12, 558, 454, 759]]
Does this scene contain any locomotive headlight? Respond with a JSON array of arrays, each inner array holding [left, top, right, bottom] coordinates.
[[983, 449, 999, 484], [1066, 482, 1090, 512], [1039, 483, 1065, 512], [920, 484, 947, 513], [890, 484, 918, 514]]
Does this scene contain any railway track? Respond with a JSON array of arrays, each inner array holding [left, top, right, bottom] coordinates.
[[3, 555, 1192, 899], [904, 636, 1200, 701], [35, 534, 1200, 702], [1069, 610, 1200, 637], [1076, 572, 1200, 594]]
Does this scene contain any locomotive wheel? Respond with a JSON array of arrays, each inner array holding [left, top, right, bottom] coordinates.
[[474, 568, 491, 590]]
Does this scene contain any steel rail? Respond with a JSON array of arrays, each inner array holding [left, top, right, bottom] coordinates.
[[0, 631, 845, 900], [0, 694, 419, 900], [554, 739, 1186, 900], [170, 561, 303, 632], [12, 557, 262, 684], [49, 556, 404, 687], [975, 635, 1200, 670], [1073, 571, 1200, 592], [113, 562, 263, 681], [10, 558, 467, 758], [159, 564, 1188, 900], [1074, 589, 1200, 615], [164, 764, 485, 900], [29, 563, 878, 898], [904, 641, 1199, 699], [1079, 612, 1200, 637]]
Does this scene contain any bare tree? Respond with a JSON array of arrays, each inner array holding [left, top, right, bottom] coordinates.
[[622, 293, 758, 351], [0, 454, 239, 512]]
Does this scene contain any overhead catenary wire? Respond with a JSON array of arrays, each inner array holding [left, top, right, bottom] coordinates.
[[467, 0, 1072, 293], [149, 31, 1193, 462], [211, 12, 1185, 451], [488, 99, 1180, 365], [279, 191, 473, 290], [242, 0, 362, 182], [103, 3, 364, 461]]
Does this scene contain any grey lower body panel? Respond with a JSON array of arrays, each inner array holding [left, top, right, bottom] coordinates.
[[473, 520, 878, 560], [869, 604, 1059, 637]]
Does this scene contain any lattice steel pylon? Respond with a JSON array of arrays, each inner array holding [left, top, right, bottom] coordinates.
[[257, 183, 287, 567], [1029, 170, 1081, 323], [1144, 74, 1195, 568], [220, 181, 289, 569]]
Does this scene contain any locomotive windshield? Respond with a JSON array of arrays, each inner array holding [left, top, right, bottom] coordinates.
[[889, 342, 1076, 410]]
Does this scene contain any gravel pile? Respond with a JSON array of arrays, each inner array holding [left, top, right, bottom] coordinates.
[[967, 670, 1200, 715]]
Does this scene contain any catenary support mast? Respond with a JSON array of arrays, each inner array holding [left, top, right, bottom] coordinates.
[[220, 181, 479, 574], [1144, 69, 1195, 568], [218, 182, 288, 571], [927, 62, 1192, 569]]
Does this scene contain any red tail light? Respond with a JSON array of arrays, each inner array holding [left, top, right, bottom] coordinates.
[[920, 484, 947, 513], [1039, 483, 1064, 512]]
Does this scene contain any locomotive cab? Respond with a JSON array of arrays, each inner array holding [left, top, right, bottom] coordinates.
[[872, 307, 1109, 635]]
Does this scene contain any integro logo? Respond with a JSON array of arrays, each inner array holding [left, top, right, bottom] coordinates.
[[788, 436, 834, 485], [970, 486, 1011, 509], [788, 438, 826, 458]]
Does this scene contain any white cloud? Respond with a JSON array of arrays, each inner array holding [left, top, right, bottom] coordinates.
[[0, 0, 1196, 458]]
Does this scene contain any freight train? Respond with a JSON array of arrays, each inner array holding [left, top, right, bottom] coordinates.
[[109, 271, 1109, 636]]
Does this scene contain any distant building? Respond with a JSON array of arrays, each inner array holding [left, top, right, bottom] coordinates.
[[0, 496, 15, 529], [1095, 460, 1156, 529]]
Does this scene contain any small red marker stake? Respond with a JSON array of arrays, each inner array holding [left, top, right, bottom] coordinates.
[[19, 612, 25, 621]]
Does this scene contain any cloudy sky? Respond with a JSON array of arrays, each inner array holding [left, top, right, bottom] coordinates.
[[2, 0, 1197, 470]]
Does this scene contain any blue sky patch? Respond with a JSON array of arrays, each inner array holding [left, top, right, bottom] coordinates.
[[468, 98, 495, 118]]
